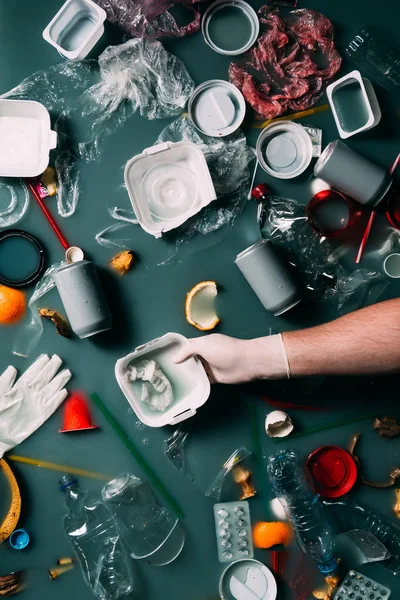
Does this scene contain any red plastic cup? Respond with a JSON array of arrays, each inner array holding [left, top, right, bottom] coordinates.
[[307, 189, 361, 237]]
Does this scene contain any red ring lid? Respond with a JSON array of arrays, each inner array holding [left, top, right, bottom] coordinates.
[[307, 445, 357, 498]]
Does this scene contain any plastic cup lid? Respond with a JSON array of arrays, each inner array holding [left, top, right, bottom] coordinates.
[[256, 122, 313, 179], [219, 559, 277, 600], [307, 446, 358, 498], [202, 0, 260, 56], [189, 80, 246, 137]]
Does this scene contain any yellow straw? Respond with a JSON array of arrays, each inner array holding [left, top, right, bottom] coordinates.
[[8, 455, 110, 481], [252, 104, 330, 129]]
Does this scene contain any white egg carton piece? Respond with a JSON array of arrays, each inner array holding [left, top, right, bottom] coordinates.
[[115, 332, 211, 428], [214, 501, 254, 564], [327, 70, 381, 139], [0, 100, 57, 178], [43, 0, 106, 61], [333, 570, 390, 600], [124, 141, 217, 238]]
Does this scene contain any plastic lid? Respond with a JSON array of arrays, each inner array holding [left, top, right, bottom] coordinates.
[[307, 446, 358, 498], [59, 474, 78, 491], [202, 0, 260, 56], [9, 529, 30, 550], [0, 229, 45, 287], [219, 559, 277, 600], [256, 122, 313, 179], [189, 80, 246, 137]]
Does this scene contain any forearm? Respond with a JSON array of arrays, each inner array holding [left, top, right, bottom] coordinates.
[[278, 299, 400, 377]]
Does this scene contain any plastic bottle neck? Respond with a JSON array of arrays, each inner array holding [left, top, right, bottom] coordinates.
[[318, 558, 338, 574]]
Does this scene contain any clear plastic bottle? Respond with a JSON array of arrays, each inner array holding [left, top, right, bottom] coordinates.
[[60, 475, 134, 600], [267, 449, 337, 574]]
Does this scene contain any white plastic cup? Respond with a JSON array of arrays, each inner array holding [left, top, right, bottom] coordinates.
[[383, 253, 400, 278]]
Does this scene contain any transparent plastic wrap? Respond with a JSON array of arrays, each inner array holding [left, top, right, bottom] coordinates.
[[96, 117, 254, 262], [0, 178, 30, 227], [2, 40, 194, 217], [12, 262, 67, 358], [93, 0, 208, 39], [229, 6, 342, 120], [258, 195, 388, 313], [206, 447, 252, 501], [164, 427, 189, 472]]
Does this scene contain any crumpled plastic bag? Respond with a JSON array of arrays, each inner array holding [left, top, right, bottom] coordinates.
[[258, 195, 388, 313], [93, 0, 208, 39], [2, 39, 194, 217], [96, 117, 255, 264], [229, 6, 342, 120]]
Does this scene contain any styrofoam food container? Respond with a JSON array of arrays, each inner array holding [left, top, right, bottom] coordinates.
[[43, 0, 106, 61], [115, 333, 211, 428], [188, 80, 246, 137], [124, 141, 216, 238], [201, 0, 259, 56], [0, 100, 57, 178], [327, 70, 381, 139], [256, 121, 313, 179]]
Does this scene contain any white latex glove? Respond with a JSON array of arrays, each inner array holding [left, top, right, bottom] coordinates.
[[0, 354, 71, 457], [173, 334, 290, 384]]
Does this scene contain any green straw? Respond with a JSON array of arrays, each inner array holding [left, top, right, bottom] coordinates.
[[272, 412, 377, 442], [91, 393, 184, 519]]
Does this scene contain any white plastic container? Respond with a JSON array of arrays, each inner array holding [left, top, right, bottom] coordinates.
[[43, 0, 106, 61], [124, 141, 216, 238], [327, 70, 381, 139], [188, 80, 246, 137], [256, 121, 313, 179], [201, 0, 259, 56], [115, 333, 211, 427], [0, 100, 57, 178]]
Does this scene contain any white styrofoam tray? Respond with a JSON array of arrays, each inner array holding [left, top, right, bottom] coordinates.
[[43, 0, 106, 61], [115, 333, 211, 427], [327, 70, 381, 139], [124, 141, 217, 238], [0, 100, 57, 178]]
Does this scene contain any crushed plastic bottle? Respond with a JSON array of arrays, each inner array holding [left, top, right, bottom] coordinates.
[[267, 449, 337, 574], [60, 475, 134, 600]]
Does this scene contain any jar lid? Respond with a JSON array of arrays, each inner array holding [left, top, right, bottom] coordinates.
[[307, 445, 358, 498], [257, 122, 313, 179], [188, 80, 246, 137]]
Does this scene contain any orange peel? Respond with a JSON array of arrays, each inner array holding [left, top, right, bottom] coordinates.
[[253, 521, 292, 549], [185, 281, 220, 331]]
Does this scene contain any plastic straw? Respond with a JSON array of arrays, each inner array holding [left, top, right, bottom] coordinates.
[[8, 454, 110, 481], [26, 181, 70, 250], [355, 210, 376, 264], [252, 104, 330, 129], [90, 393, 184, 519], [272, 412, 377, 442]]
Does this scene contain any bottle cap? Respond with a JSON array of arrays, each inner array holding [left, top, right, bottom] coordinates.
[[59, 474, 78, 491], [307, 445, 357, 498], [9, 528, 30, 550], [251, 183, 270, 201]]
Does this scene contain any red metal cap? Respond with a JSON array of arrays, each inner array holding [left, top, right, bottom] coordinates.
[[307, 445, 357, 498], [251, 183, 270, 201]]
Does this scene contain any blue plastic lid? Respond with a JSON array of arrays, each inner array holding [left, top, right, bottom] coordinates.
[[59, 474, 78, 491], [9, 528, 30, 550]]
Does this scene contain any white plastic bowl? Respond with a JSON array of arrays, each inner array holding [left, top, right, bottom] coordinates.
[[115, 333, 211, 427], [43, 0, 106, 61], [0, 100, 57, 178]]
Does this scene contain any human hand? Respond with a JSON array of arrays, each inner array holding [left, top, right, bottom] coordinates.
[[173, 333, 290, 384], [0, 354, 71, 457]]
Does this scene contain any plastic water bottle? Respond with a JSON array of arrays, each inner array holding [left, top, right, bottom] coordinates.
[[267, 449, 337, 574], [60, 475, 134, 600]]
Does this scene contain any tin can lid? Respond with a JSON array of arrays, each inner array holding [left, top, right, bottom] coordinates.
[[202, 0, 260, 56], [307, 445, 358, 498], [257, 122, 313, 179], [188, 80, 246, 138]]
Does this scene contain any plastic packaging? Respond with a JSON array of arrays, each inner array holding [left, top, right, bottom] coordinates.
[[60, 475, 134, 600], [333, 570, 391, 600], [92, 0, 207, 39], [213, 501, 254, 563], [324, 499, 400, 576], [102, 473, 185, 566], [345, 26, 400, 93], [0, 178, 29, 228], [267, 449, 337, 574], [164, 427, 189, 472], [229, 6, 341, 120], [2, 40, 194, 217], [335, 530, 390, 566], [206, 447, 251, 500], [201, 0, 260, 56]]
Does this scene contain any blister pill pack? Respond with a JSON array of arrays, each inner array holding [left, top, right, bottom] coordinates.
[[213, 501, 254, 563], [333, 570, 391, 600]]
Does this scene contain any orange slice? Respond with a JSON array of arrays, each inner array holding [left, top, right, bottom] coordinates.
[[185, 281, 220, 331]]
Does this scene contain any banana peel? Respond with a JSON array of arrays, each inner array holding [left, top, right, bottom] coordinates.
[[0, 459, 21, 543]]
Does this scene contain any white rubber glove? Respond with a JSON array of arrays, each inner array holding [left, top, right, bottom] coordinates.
[[173, 334, 290, 384], [0, 354, 71, 457]]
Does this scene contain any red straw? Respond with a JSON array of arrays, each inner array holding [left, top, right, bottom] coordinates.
[[26, 181, 69, 250]]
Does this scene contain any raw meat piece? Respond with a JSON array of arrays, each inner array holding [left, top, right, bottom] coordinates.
[[229, 6, 341, 120]]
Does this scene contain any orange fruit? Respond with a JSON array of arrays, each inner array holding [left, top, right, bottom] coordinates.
[[185, 281, 220, 331], [0, 285, 26, 325], [253, 521, 292, 548]]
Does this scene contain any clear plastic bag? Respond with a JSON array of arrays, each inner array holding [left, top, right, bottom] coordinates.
[[2, 40, 194, 217], [92, 0, 207, 39], [164, 427, 189, 473], [206, 447, 251, 501]]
